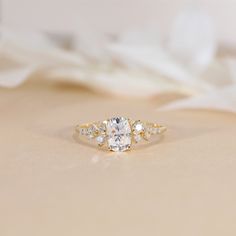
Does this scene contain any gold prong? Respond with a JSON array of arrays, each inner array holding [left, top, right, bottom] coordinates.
[[75, 117, 166, 152]]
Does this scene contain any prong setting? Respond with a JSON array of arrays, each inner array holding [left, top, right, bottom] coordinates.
[[76, 117, 166, 152]]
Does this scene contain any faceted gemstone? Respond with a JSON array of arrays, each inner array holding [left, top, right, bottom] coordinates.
[[99, 122, 106, 134], [84, 124, 98, 139], [144, 129, 151, 140], [106, 117, 132, 152], [133, 121, 144, 134], [134, 134, 142, 143], [80, 128, 86, 135], [96, 136, 105, 145], [151, 127, 160, 135]]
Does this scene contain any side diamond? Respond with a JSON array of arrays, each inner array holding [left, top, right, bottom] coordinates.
[[96, 136, 105, 145], [134, 134, 142, 143], [132, 121, 144, 134], [132, 121, 145, 143]]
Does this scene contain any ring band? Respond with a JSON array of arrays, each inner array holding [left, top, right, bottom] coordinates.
[[74, 116, 167, 152]]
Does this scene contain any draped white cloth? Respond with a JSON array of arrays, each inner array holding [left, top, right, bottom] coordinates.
[[0, 6, 236, 113]]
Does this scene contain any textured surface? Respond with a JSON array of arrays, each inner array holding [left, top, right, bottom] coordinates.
[[0, 79, 236, 236]]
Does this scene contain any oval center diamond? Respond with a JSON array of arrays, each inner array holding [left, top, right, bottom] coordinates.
[[106, 117, 132, 152]]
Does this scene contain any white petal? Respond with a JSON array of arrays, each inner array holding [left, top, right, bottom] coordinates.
[[167, 5, 216, 73], [159, 85, 236, 113], [224, 57, 236, 82], [109, 43, 214, 94], [0, 66, 36, 88], [118, 27, 160, 46], [47, 65, 202, 98], [0, 27, 85, 66], [46, 66, 161, 97], [73, 31, 112, 60]]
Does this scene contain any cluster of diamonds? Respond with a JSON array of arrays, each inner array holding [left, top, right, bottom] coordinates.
[[131, 120, 161, 143], [78, 117, 162, 151], [79, 122, 107, 146]]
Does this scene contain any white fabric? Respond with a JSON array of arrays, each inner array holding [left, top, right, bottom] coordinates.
[[0, 6, 236, 113]]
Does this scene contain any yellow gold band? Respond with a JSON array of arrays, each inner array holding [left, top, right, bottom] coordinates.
[[74, 117, 167, 152]]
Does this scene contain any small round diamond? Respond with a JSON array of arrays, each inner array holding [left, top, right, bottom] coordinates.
[[134, 134, 142, 143], [86, 124, 98, 139], [151, 127, 160, 134], [96, 136, 105, 145], [99, 122, 106, 134], [144, 130, 151, 140], [133, 121, 144, 134], [80, 128, 85, 135]]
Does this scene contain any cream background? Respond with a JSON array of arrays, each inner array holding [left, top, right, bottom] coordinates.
[[2, 0, 236, 46], [1, 1, 236, 234], [0, 78, 236, 235]]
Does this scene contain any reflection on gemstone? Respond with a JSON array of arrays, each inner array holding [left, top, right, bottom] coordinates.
[[133, 121, 144, 134], [96, 136, 105, 145], [134, 134, 142, 143], [106, 117, 131, 152]]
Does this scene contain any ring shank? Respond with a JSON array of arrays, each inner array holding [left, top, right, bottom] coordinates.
[[74, 118, 167, 150]]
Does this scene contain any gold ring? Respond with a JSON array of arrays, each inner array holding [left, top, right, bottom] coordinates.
[[74, 116, 167, 152]]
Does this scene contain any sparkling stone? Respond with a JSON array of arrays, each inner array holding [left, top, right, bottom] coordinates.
[[134, 134, 142, 143], [80, 128, 85, 135], [96, 136, 105, 145], [98, 122, 106, 134], [152, 127, 160, 134], [106, 117, 132, 152], [87, 124, 98, 139], [87, 129, 94, 139], [156, 128, 161, 134], [133, 121, 144, 134], [144, 130, 151, 140]]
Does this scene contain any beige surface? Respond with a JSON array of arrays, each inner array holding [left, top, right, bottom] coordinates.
[[0, 79, 236, 236]]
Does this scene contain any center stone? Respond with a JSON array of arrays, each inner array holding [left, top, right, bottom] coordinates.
[[106, 117, 132, 152]]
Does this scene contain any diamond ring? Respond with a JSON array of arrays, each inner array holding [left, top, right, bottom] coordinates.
[[74, 117, 167, 152]]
